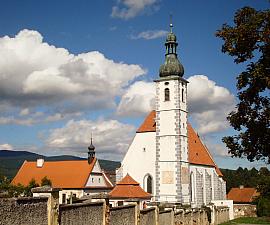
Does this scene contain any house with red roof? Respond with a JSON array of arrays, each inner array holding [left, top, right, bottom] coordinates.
[[115, 24, 226, 207], [227, 187, 259, 203], [12, 139, 113, 203], [109, 174, 151, 208]]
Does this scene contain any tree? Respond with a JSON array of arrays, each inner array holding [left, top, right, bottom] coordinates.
[[24, 178, 39, 196], [41, 176, 52, 187], [216, 6, 270, 163], [256, 167, 270, 216]]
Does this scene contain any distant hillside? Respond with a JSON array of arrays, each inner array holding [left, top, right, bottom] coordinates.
[[0, 150, 120, 180]]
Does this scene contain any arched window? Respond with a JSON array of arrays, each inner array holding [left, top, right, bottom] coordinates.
[[165, 88, 170, 101], [147, 176, 152, 194], [144, 174, 153, 194]]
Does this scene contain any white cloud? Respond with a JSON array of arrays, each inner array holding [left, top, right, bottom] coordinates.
[[117, 81, 155, 117], [46, 119, 136, 160], [206, 142, 230, 157], [187, 75, 235, 134], [19, 108, 30, 116], [111, 0, 158, 20], [0, 143, 13, 150], [116, 75, 235, 134], [130, 30, 168, 40], [0, 29, 146, 124]]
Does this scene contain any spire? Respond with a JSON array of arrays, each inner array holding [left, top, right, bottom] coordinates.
[[88, 133, 95, 164], [159, 16, 184, 78], [170, 13, 173, 33]]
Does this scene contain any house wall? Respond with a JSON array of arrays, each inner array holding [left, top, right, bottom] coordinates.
[[86, 174, 107, 187], [59, 190, 84, 204]]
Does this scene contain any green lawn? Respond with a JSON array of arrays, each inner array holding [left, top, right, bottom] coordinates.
[[219, 217, 270, 225]]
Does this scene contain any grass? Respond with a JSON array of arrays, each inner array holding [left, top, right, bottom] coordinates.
[[219, 217, 270, 225]]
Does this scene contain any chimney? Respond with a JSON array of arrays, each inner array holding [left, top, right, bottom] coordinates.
[[37, 158, 44, 168], [239, 185, 244, 189]]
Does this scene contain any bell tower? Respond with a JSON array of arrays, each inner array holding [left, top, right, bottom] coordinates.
[[155, 22, 190, 204], [88, 135, 95, 164]]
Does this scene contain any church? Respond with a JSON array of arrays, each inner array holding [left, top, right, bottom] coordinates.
[[116, 24, 227, 208]]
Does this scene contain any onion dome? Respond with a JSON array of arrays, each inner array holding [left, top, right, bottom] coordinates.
[[159, 23, 184, 77]]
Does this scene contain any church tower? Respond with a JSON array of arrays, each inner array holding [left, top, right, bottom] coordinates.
[[88, 135, 95, 164], [155, 22, 190, 204]]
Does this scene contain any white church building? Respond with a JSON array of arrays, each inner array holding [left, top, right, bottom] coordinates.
[[116, 24, 226, 207]]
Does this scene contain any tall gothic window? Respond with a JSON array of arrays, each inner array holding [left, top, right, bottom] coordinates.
[[147, 176, 153, 194], [165, 88, 170, 101], [144, 174, 153, 194]]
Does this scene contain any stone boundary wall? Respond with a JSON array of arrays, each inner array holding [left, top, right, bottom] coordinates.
[[233, 204, 257, 218], [0, 197, 230, 225], [59, 201, 105, 225], [213, 206, 230, 225], [110, 204, 137, 225], [159, 209, 174, 225], [140, 207, 158, 225], [0, 197, 48, 225]]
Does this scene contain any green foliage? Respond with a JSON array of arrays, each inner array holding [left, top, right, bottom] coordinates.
[[0, 177, 40, 197], [41, 176, 52, 186], [220, 167, 264, 193], [257, 197, 270, 217], [216, 6, 270, 163]]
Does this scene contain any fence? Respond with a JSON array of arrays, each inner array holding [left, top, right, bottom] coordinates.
[[0, 196, 230, 225]]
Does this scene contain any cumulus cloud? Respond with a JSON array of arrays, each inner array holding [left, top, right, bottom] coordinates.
[[116, 75, 235, 134], [111, 0, 159, 20], [117, 81, 155, 117], [130, 30, 168, 40], [46, 119, 136, 160], [187, 75, 235, 134], [206, 142, 230, 157], [0, 143, 13, 150], [0, 29, 146, 124]]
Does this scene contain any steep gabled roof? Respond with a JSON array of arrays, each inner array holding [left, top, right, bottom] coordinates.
[[137, 110, 156, 133], [136, 110, 223, 176], [12, 158, 97, 189], [227, 187, 259, 203], [109, 174, 151, 199]]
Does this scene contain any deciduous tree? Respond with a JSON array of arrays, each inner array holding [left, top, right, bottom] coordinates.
[[216, 6, 270, 163]]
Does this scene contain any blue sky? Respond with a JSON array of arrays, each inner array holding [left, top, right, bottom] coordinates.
[[0, 0, 269, 169]]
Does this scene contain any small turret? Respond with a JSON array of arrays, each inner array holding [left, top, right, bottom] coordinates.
[[159, 20, 184, 78], [88, 135, 95, 164]]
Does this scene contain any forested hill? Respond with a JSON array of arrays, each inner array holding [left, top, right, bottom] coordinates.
[[0, 150, 120, 180], [220, 167, 270, 193]]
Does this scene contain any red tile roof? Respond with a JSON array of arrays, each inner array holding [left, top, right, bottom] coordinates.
[[12, 158, 101, 189], [109, 174, 151, 199], [136, 110, 223, 176], [137, 110, 156, 133], [227, 187, 259, 203]]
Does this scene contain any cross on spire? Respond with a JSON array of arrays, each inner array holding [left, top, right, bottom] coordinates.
[[170, 13, 173, 33]]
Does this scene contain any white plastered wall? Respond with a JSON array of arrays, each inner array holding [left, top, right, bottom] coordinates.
[[121, 132, 156, 194]]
